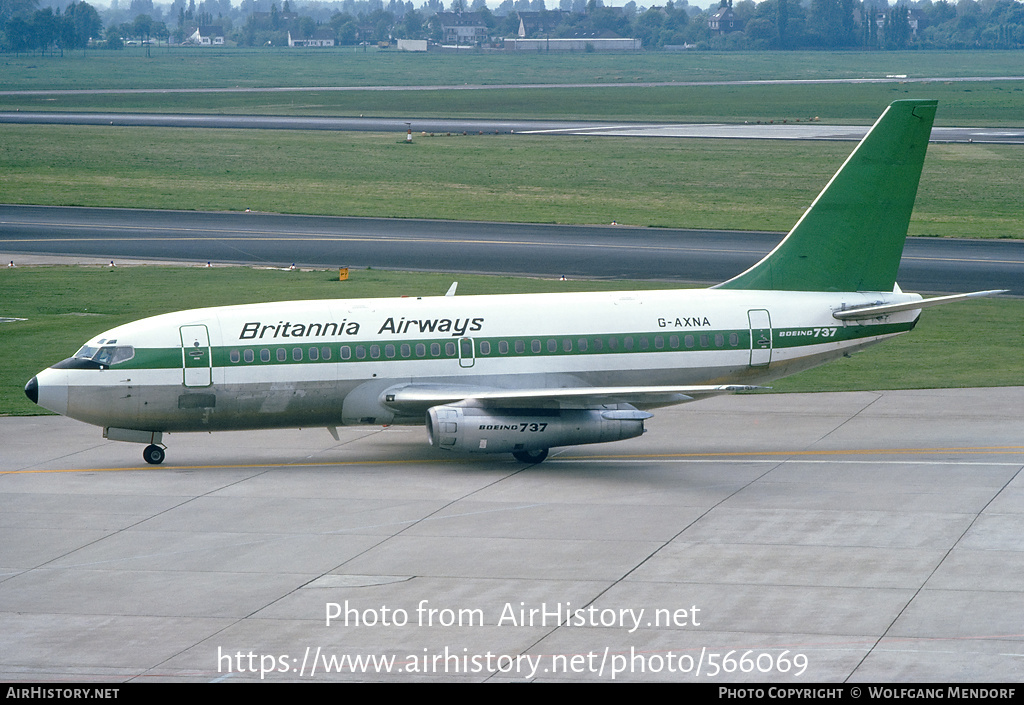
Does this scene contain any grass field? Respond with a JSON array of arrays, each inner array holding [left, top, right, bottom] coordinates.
[[2, 265, 1020, 416], [4, 49, 1024, 90], [3, 49, 1024, 125], [2, 125, 1021, 237]]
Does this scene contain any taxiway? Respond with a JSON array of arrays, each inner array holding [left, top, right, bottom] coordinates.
[[2, 387, 1022, 681], [1, 112, 1022, 144], [2, 205, 1021, 294]]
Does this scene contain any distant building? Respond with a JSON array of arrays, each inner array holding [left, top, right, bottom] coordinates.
[[433, 11, 488, 45], [288, 29, 335, 47], [875, 9, 921, 36], [708, 2, 742, 34], [187, 26, 225, 45], [504, 37, 641, 52], [397, 39, 428, 51]]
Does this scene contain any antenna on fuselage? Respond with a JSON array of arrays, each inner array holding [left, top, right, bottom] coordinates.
[[445, 282, 458, 297]]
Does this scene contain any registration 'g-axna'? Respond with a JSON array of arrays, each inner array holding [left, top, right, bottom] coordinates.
[[25, 100, 1003, 465]]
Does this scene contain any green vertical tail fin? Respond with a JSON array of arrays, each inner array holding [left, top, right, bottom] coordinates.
[[717, 99, 937, 292]]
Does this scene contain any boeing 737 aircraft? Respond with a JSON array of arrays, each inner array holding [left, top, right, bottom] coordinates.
[[24, 100, 1002, 465]]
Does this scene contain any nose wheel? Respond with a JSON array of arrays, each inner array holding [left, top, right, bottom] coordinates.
[[143, 444, 166, 465]]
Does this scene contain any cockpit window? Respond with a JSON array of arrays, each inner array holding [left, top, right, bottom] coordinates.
[[74, 345, 135, 366]]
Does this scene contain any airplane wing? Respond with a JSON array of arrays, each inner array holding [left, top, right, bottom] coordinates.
[[832, 290, 1006, 321], [382, 383, 763, 415]]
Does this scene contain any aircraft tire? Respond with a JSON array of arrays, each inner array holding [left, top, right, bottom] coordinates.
[[512, 448, 548, 464], [143, 444, 165, 465]]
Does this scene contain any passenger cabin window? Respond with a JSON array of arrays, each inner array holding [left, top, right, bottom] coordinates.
[[226, 328, 742, 368]]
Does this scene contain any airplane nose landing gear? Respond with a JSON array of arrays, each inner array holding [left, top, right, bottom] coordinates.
[[103, 429, 166, 465], [143, 444, 166, 465]]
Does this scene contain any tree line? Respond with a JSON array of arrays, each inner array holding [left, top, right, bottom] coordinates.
[[2, 0, 101, 53], [2, 0, 1023, 53]]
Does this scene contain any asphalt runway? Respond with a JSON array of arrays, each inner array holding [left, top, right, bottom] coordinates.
[[2, 205, 1022, 295], [2, 388, 1023, 682], [2, 112, 1022, 144]]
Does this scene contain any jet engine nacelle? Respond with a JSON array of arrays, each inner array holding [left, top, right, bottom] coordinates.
[[426, 405, 650, 454]]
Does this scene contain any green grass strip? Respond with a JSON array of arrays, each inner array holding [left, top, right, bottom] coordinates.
[[4, 49, 1023, 91]]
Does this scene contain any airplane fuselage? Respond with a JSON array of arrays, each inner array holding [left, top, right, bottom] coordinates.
[[31, 287, 919, 435]]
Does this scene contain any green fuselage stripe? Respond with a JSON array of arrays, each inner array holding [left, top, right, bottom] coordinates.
[[104, 322, 914, 372]]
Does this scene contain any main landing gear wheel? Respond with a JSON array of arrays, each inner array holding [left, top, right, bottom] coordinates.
[[143, 444, 166, 465], [512, 448, 549, 464]]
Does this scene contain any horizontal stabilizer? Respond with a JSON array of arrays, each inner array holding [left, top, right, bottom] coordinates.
[[833, 290, 1006, 321]]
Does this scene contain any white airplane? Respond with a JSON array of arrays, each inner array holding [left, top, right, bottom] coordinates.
[[25, 100, 1002, 465]]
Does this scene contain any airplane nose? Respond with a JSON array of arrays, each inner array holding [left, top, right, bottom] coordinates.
[[31, 368, 69, 416], [25, 376, 38, 404]]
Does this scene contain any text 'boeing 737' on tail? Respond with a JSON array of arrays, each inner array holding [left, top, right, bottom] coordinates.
[[25, 100, 1005, 465]]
